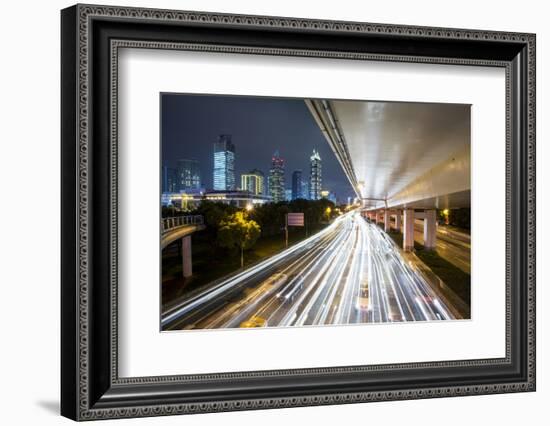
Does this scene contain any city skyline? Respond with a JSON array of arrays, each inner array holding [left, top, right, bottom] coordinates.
[[161, 94, 355, 202], [163, 145, 337, 203], [164, 145, 332, 203]]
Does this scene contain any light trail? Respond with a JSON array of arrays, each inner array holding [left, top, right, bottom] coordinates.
[[162, 211, 459, 330], [161, 214, 347, 327]]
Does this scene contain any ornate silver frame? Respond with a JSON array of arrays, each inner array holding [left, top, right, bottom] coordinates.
[[61, 4, 536, 421]]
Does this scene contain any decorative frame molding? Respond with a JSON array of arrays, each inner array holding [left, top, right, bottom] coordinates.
[[61, 4, 535, 421]]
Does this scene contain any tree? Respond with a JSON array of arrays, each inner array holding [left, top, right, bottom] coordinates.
[[161, 205, 177, 218], [195, 200, 236, 228], [217, 212, 261, 267]]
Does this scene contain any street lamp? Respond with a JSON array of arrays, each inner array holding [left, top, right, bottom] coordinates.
[[245, 203, 253, 212], [442, 208, 450, 225]]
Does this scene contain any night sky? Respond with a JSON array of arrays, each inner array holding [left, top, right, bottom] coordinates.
[[161, 94, 355, 202]]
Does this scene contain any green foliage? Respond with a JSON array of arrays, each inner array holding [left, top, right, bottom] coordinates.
[[161, 205, 178, 218], [249, 198, 336, 236], [414, 244, 471, 306], [249, 202, 289, 236], [189, 200, 238, 241], [218, 211, 261, 252]]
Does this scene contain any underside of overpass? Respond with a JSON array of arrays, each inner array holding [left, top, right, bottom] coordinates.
[[306, 98, 471, 252], [305, 99, 471, 210]]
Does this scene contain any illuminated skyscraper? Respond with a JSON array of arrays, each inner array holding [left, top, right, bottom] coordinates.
[[241, 169, 265, 195], [162, 166, 177, 193], [291, 170, 303, 200], [301, 180, 309, 200], [213, 135, 236, 191], [285, 189, 292, 201], [321, 190, 337, 204], [268, 151, 285, 203], [176, 159, 201, 191], [309, 149, 322, 200]]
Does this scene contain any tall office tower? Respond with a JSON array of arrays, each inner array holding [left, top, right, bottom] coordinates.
[[291, 170, 303, 200], [268, 151, 285, 203], [213, 134, 236, 191], [176, 159, 201, 191], [309, 149, 322, 200], [285, 189, 292, 201], [321, 190, 337, 204], [162, 166, 177, 193], [301, 180, 309, 200], [240, 169, 265, 195]]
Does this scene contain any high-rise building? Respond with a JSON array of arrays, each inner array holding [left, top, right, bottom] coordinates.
[[301, 180, 309, 200], [213, 134, 236, 191], [268, 151, 285, 203], [241, 169, 265, 195], [309, 149, 322, 200], [291, 170, 303, 200], [285, 189, 292, 201], [321, 190, 337, 204], [162, 166, 177, 193], [176, 159, 201, 191]]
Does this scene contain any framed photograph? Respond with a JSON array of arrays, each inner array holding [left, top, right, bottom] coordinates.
[[61, 4, 536, 421]]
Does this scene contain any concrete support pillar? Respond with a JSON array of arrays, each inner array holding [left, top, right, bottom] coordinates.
[[182, 235, 192, 278], [395, 211, 402, 233], [423, 209, 437, 250], [403, 209, 415, 251], [384, 210, 390, 232]]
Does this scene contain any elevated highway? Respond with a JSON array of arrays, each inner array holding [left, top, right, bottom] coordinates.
[[306, 99, 470, 252], [161, 215, 205, 277]]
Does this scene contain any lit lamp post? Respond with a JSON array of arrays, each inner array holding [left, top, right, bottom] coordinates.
[[244, 203, 254, 220], [442, 208, 450, 225]]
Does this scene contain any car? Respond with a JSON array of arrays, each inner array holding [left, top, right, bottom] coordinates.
[[355, 286, 370, 311], [239, 316, 268, 328]]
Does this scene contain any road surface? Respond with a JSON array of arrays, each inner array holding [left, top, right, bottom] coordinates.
[[162, 212, 456, 330], [413, 220, 471, 274]]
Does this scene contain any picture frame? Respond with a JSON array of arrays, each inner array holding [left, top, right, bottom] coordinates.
[[61, 3, 536, 421]]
